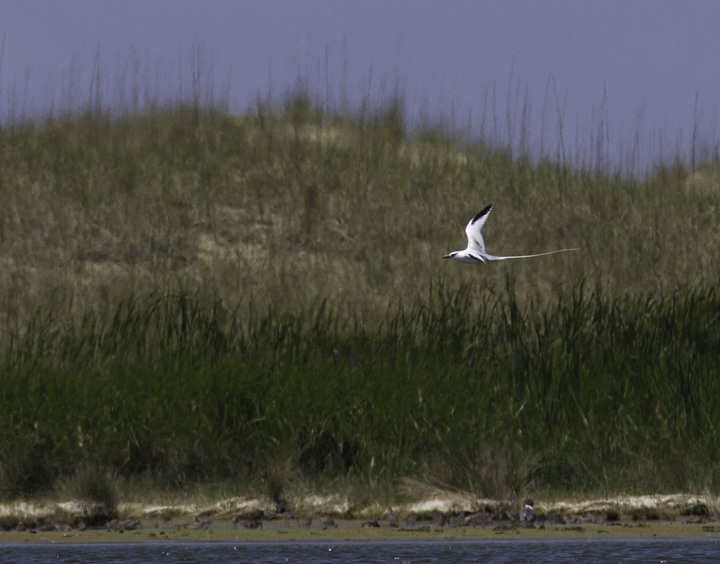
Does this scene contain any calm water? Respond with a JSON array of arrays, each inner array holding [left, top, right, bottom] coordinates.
[[0, 539, 718, 564]]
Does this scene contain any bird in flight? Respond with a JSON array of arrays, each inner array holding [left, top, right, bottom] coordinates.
[[442, 203, 579, 263]]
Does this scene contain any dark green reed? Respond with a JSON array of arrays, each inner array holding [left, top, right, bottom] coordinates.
[[1, 282, 718, 499]]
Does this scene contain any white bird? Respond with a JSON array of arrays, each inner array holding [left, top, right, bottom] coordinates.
[[442, 203, 579, 263], [519, 499, 537, 523]]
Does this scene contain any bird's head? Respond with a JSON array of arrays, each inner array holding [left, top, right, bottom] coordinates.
[[442, 252, 456, 260]]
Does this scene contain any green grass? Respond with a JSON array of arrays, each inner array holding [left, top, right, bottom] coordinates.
[[0, 93, 719, 504], [1, 282, 719, 501]]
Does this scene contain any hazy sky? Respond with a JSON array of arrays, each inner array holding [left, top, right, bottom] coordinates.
[[3, 1, 720, 172]]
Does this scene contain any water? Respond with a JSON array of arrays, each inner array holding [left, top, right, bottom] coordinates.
[[0, 539, 717, 564]]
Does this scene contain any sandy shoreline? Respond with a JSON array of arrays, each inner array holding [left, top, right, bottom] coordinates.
[[2, 491, 719, 544], [2, 518, 720, 544], [2, 523, 720, 544]]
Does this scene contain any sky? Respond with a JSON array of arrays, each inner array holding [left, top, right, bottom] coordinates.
[[2, 0, 720, 174]]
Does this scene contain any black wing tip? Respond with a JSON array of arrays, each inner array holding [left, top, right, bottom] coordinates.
[[471, 203, 493, 224]]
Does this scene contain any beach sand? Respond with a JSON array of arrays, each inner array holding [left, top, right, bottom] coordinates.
[[2, 517, 720, 544], [2, 492, 719, 544]]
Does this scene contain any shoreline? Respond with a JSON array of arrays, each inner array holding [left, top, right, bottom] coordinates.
[[2, 492, 719, 544], [2, 520, 720, 544]]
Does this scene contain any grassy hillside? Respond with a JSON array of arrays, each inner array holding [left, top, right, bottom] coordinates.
[[0, 97, 718, 505], [2, 98, 717, 321]]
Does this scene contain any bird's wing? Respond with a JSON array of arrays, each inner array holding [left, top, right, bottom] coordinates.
[[464, 203, 493, 253]]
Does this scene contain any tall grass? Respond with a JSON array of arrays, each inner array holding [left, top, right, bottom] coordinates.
[[1, 96, 718, 327], [0, 86, 719, 502], [1, 281, 719, 500]]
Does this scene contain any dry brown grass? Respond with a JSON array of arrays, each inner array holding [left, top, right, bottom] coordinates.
[[1, 105, 717, 332]]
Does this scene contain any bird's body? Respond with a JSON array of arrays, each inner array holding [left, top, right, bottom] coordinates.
[[519, 499, 536, 523], [443, 204, 578, 263]]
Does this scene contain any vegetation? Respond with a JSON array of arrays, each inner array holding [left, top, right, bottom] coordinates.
[[0, 89, 718, 506]]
